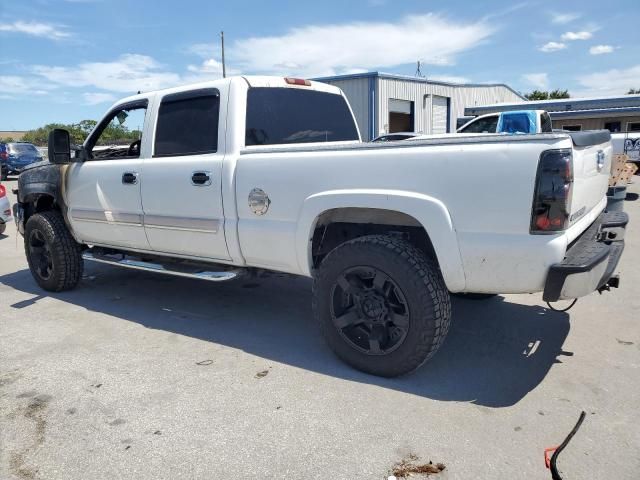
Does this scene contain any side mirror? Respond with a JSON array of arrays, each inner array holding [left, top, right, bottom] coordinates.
[[48, 129, 71, 164]]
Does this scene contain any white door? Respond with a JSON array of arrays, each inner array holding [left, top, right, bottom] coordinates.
[[431, 95, 449, 134], [140, 88, 230, 260], [65, 102, 150, 250]]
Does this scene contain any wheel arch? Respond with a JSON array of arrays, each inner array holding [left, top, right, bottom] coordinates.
[[16, 163, 67, 233], [295, 189, 466, 291]]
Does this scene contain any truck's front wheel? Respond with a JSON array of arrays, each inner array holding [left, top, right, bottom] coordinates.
[[24, 211, 84, 292], [313, 234, 451, 377]]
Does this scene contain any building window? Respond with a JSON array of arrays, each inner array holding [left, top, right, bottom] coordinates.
[[562, 125, 582, 131], [604, 121, 621, 133], [627, 122, 640, 132]]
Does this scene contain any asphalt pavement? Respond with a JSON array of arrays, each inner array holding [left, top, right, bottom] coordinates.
[[1, 177, 639, 479]]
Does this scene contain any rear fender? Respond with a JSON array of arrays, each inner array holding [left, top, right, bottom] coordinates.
[[296, 189, 466, 291]]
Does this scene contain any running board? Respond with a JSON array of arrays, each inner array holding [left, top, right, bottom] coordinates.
[[82, 251, 243, 282]]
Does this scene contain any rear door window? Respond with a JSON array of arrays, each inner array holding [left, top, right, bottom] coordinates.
[[459, 115, 499, 133], [9, 144, 39, 154], [245, 87, 359, 146], [155, 89, 220, 157]]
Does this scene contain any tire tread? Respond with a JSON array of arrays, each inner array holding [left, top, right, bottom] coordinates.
[[313, 234, 451, 377], [25, 210, 83, 292]]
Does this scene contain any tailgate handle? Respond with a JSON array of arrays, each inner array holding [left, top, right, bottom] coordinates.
[[191, 171, 211, 186]]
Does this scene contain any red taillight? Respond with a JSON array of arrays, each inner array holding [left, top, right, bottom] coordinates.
[[0, 151, 7, 160], [284, 77, 311, 86], [530, 149, 573, 234], [0, 185, 5, 198]]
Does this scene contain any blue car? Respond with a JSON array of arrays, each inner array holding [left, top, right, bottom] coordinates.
[[0, 142, 44, 179]]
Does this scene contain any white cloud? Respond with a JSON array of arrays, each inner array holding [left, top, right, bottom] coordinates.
[[589, 45, 615, 55], [187, 43, 218, 58], [539, 41, 567, 52], [561, 31, 592, 41], [32, 54, 181, 93], [0, 21, 70, 40], [522, 73, 549, 90], [0, 76, 32, 95], [187, 58, 225, 75], [0, 75, 53, 96], [429, 75, 471, 84], [230, 14, 494, 77], [550, 12, 581, 24], [573, 65, 640, 97], [83, 92, 117, 105]]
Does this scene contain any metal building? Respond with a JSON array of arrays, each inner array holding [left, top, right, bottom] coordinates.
[[314, 72, 524, 140], [464, 95, 640, 133]]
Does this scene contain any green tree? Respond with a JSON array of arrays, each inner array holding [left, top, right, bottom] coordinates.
[[20, 120, 114, 146], [524, 90, 548, 100], [524, 89, 570, 100], [78, 119, 98, 135], [549, 89, 570, 99], [0, 137, 15, 143], [628, 88, 640, 94], [19, 118, 141, 147]]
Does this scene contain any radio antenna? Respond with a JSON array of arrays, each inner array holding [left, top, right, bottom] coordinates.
[[220, 31, 226, 78]]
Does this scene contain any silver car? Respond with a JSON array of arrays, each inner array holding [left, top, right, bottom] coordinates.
[[0, 183, 11, 235]]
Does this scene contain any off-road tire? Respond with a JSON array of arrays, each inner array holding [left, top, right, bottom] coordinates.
[[451, 292, 497, 300], [313, 234, 451, 377], [24, 211, 83, 292]]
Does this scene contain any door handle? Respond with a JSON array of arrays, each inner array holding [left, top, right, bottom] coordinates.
[[191, 171, 212, 186], [122, 172, 138, 185]]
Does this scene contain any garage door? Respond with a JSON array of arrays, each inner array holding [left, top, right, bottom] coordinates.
[[432, 95, 449, 134]]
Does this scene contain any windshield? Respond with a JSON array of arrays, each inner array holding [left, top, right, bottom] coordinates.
[[9, 143, 39, 154]]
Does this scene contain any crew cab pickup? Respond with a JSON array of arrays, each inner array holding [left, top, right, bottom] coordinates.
[[13, 76, 627, 377]]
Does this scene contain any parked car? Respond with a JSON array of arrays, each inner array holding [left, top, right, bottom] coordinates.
[[1, 143, 9, 180], [371, 132, 420, 142], [0, 142, 43, 177], [13, 76, 626, 377], [0, 183, 11, 235]]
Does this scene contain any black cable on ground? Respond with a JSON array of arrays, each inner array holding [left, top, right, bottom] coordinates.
[[546, 298, 578, 312], [550, 411, 587, 480]]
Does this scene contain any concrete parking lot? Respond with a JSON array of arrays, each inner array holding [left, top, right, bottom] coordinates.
[[1, 177, 639, 480]]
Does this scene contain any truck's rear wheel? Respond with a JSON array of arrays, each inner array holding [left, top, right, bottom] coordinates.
[[313, 234, 451, 377], [24, 211, 83, 292]]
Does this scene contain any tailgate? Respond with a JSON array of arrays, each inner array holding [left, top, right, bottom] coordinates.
[[568, 130, 611, 228]]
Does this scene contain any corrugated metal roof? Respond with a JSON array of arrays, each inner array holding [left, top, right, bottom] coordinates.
[[313, 72, 525, 100], [465, 94, 640, 116], [549, 106, 640, 119]]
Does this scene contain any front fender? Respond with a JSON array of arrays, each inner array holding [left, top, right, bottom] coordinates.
[[17, 162, 61, 204], [295, 189, 466, 291]]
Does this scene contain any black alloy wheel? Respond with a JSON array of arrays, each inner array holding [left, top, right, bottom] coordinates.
[[331, 266, 410, 355]]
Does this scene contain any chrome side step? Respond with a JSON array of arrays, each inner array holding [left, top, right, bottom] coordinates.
[[82, 251, 243, 282]]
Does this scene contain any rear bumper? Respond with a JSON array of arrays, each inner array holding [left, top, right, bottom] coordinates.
[[543, 211, 628, 301]]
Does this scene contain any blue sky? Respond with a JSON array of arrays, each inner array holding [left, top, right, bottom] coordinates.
[[1, 0, 639, 129]]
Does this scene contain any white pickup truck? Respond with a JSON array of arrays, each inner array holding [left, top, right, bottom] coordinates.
[[14, 76, 627, 377]]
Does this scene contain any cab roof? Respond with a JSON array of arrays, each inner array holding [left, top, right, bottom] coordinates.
[[111, 75, 342, 108]]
